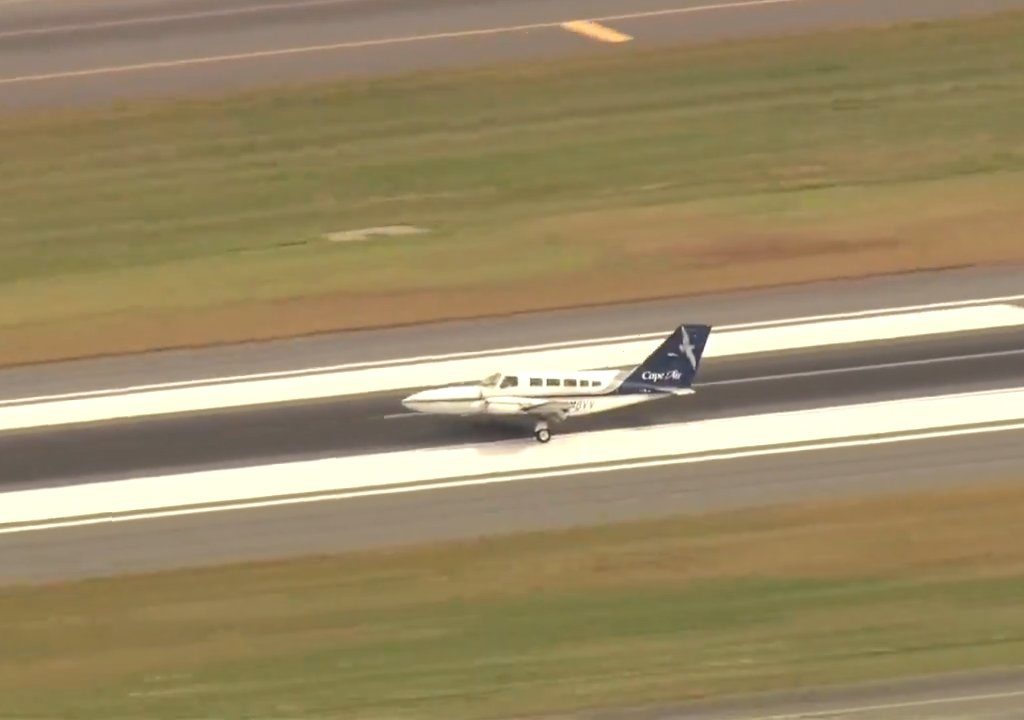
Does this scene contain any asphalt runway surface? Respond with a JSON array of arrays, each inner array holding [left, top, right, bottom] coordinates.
[[2, 0, 1024, 108], [3, 324, 1024, 487]]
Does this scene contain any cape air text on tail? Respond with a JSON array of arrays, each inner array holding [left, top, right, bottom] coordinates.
[[401, 324, 713, 443], [616, 323, 711, 395]]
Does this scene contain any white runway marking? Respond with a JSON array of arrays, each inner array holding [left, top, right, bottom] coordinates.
[[741, 687, 1024, 719], [7, 292, 1023, 405], [7, 419, 1023, 536], [1, 299, 1022, 431], [0, 0, 814, 85], [0, 0, 366, 39], [701, 347, 1024, 387], [2, 386, 1022, 534]]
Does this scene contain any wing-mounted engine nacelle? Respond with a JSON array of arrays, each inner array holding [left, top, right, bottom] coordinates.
[[482, 397, 530, 415]]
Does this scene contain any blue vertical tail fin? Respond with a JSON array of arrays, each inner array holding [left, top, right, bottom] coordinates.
[[617, 324, 712, 394]]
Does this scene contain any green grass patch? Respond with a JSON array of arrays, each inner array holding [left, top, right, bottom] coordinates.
[[2, 11, 1024, 364], [4, 482, 1024, 718]]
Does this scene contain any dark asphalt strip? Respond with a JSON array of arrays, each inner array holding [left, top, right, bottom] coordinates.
[[1, 330, 1022, 488]]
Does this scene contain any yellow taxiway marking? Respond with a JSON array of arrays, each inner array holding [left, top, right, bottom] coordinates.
[[0, 0, 806, 86], [560, 19, 633, 44]]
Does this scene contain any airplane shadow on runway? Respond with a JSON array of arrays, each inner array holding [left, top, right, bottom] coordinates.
[[414, 393, 722, 458]]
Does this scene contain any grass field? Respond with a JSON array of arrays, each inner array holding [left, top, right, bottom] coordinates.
[[2, 12, 1024, 365], [4, 482, 1024, 718]]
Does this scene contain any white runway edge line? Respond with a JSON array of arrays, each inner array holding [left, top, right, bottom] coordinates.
[[0, 0, 368, 40], [11, 292, 1024, 400], [1, 300, 1024, 432], [0, 0, 809, 85], [6, 294, 1024, 405], [2, 385, 1023, 533], [741, 688, 1024, 720]]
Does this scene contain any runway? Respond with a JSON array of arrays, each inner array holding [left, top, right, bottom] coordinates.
[[2, 0, 1024, 108], [5, 418, 1024, 584], [3, 325, 1024, 486], [2, 267, 1023, 586]]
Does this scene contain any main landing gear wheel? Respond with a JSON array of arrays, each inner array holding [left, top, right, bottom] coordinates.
[[534, 422, 551, 443]]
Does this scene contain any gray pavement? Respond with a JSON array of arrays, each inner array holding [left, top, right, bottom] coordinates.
[[2, 0, 1024, 109], [592, 667, 1024, 718], [4, 423, 1023, 585], [1, 264, 1022, 399]]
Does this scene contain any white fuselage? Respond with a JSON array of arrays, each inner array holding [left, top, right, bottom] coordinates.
[[401, 369, 683, 419]]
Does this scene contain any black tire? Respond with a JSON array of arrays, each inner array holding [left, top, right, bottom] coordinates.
[[534, 427, 551, 443]]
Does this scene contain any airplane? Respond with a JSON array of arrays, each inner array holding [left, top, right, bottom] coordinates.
[[400, 324, 713, 443]]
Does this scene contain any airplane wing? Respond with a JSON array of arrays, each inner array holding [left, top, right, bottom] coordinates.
[[519, 400, 573, 418], [484, 396, 574, 420]]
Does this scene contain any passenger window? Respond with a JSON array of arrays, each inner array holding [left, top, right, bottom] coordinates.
[[564, 378, 577, 387], [530, 378, 542, 387], [546, 378, 560, 386], [579, 380, 589, 387], [500, 375, 518, 388]]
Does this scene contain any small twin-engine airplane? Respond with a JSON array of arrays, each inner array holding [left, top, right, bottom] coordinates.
[[401, 324, 712, 442]]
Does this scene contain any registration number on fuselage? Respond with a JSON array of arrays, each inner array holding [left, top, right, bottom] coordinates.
[[567, 399, 595, 413]]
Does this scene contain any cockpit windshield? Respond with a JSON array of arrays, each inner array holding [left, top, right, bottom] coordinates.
[[480, 373, 502, 387]]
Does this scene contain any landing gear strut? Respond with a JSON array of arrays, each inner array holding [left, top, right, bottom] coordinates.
[[533, 420, 551, 443]]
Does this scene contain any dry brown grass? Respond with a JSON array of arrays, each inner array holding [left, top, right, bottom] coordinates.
[[4, 175, 1023, 367], [4, 481, 1024, 718], [2, 11, 1023, 365]]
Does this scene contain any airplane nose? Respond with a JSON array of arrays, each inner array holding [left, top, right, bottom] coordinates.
[[401, 390, 425, 411], [400, 385, 481, 413]]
